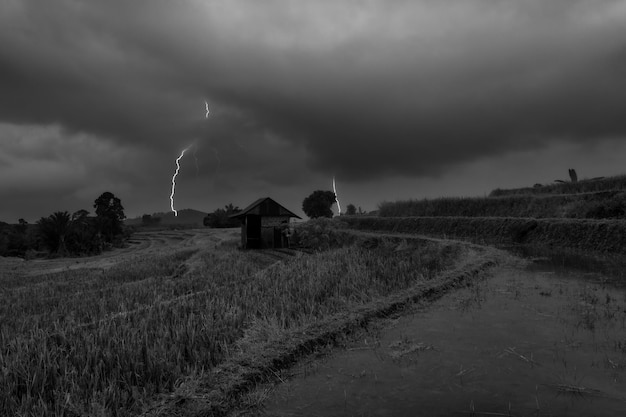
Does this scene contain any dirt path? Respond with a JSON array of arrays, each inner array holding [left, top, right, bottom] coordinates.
[[259, 259, 626, 417], [0, 227, 239, 277]]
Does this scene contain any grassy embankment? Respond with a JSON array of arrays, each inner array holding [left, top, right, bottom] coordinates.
[[490, 174, 626, 196], [0, 223, 499, 416], [361, 175, 626, 254], [379, 175, 626, 219], [342, 216, 626, 254], [378, 191, 626, 219]]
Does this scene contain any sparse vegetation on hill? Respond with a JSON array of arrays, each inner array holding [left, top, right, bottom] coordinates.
[[490, 174, 626, 196], [141, 214, 162, 226], [203, 203, 241, 228], [0, 220, 38, 258], [378, 174, 626, 220], [1, 192, 128, 258], [125, 209, 207, 227]]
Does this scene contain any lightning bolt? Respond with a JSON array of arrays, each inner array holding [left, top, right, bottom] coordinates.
[[170, 145, 194, 216], [204, 100, 223, 183], [333, 176, 341, 216], [199, 100, 209, 174], [169, 101, 210, 216]]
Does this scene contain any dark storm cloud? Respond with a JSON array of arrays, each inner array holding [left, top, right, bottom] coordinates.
[[1, 0, 626, 190], [226, 0, 626, 180]]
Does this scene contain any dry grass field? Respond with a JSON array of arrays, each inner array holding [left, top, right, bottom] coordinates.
[[1, 228, 239, 415], [0, 226, 493, 416], [0, 228, 237, 277]]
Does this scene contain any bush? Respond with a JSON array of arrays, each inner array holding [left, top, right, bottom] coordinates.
[[204, 204, 241, 228], [0, 223, 41, 258], [291, 218, 353, 250]]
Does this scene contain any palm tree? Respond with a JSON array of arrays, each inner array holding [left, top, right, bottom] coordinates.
[[224, 203, 240, 215], [37, 211, 72, 256]]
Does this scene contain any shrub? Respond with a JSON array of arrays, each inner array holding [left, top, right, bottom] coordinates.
[[291, 218, 353, 250]]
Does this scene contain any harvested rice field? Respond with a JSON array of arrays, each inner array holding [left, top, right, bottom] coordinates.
[[1, 227, 498, 416]]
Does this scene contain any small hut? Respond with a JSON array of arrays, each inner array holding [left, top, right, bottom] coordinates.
[[229, 197, 301, 249]]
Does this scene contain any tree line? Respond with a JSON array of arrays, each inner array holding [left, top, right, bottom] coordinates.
[[203, 203, 241, 228], [0, 191, 128, 258]]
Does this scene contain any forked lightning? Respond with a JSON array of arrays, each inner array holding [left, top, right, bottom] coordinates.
[[333, 176, 341, 215], [169, 146, 193, 216], [169, 101, 209, 216]]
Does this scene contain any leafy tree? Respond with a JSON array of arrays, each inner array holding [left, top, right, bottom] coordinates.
[[204, 204, 241, 228], [94, 192, 125, 221], [224, 203, 239, 214], [94, 191, 126, 243], [1, 219, 33, 257], [72, 209, 90, 222], [67, 210, 102, 255], [345, 204, 357, 215], [141, 214, 161, 226], [302, 190, 336, 219], [16, 218, 28, 233], [36, 210, 102, 256]]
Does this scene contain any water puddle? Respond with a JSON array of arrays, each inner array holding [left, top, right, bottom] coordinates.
[[261, 260, 626, 416], [502, 245, 626, 287]]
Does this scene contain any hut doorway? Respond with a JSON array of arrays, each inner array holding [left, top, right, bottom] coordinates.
[[246, 215, 261, 249]]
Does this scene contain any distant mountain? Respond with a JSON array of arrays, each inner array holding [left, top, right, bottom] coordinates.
[[125, 209, 207, 226]]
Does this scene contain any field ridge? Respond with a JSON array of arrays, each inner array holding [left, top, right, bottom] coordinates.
[[341, 216, 626, 254], [142, 240, 504, 416], [379, 174, 626, 220]]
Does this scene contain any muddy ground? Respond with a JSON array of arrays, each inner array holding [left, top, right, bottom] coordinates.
[[258, 256, 626, 417]]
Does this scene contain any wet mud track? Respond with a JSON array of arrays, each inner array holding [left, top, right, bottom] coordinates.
[[261, 259, 626, 417]]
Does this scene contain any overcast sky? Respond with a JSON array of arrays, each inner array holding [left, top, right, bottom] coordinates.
[[2, 0, 626, 222]]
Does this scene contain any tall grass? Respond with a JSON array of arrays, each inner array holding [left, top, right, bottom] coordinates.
[[1, 237, 458, 416], [489, 174, 626, 196], [341, 216, 626, 254], [378, 191, 626, 219]]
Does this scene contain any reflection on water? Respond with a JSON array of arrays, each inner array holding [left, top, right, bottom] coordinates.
[[262, 261, 626, 417], [500, 244, 626, 286]]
